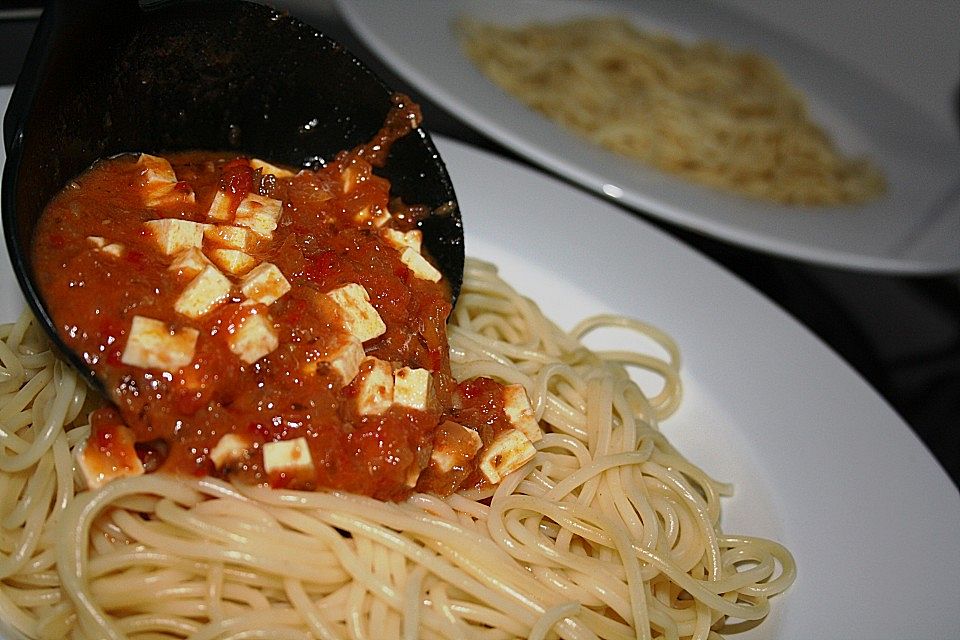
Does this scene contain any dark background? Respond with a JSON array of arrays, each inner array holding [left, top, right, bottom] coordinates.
[[2, 3, 957, 488]]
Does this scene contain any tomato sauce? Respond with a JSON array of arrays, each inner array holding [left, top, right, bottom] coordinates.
[[32, 99, 536, 500]]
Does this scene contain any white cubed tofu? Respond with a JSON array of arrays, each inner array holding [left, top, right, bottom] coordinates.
[[144, 182, 196, 208], [144, 219, 207, 255], [206, 190, 234, 221], [354, 205, 392, 228], [430, 421, 483, 473], [227, 310, 279, 364], [208, 248, 257, 275], [340, 164, 360, 194], [250, 157, 295, 178], [75, 425, 144, 489], [381, 228, 422, 253], [137, 153, 177, 183], [393, 367, 432, 411], [204, 224, 257, 252], [168, 246, 212, 279], [502, 384, 542, 443], [478, 429, 537, 485], [240, 262, 290, 306], [209, 433, 253, 469], [99, 243, 124, 258], [137, 154, 194, 207], [399, 247, 442, 282], [325, 283, 386, 343], [405, 463, 421, 488], [324, 337, 365, 385], [354, 357, 394, 415], [235, 193, 282, 238], [174, 265, 232, 319], [87, 235, 123, 256], [121, 315, 198, 371], [262, 437, 314, 476]]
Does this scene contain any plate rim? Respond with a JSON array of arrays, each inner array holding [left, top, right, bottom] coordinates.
[[431, 132, 960, 639], [2, 84, 958, 639], [335, 0, 960, 275]]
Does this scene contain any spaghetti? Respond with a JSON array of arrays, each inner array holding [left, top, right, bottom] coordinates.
[[1, 258, 793, 639], [459, 16, 885, 205]]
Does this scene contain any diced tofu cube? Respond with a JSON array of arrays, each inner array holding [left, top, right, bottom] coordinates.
[[341, 164, 360, 194], [399, 247, 442, 282], [393, 367, 432, 411], [235, 193, 282, 238], [144, 219, 207, 255], [381, 228, 422, 253], [75, 424, 144, 489], [99, 243, 124, 258], [209, 433, 253, 469], [169, 246, 212, 279], [354, 205, 392, 228], [262, 437, 314, 476], [375, 209, 393, 228], [324, 337, 364, 385], [89, 235, 125, 257], [208, 248, 257, 275], [405, 463, 421, 488], [227, 310, 278, 364], [137, 155, 194, 207], [144, 182, 196, 208], [240, 262, 290, 306], [121, 315, 198, 371], [250, 157, 296, 178], [502, 384, 542, 443], [174, 265, 232, 319], [478, 429, 537, 484], [430, 421, 483, 473], [204, 224, 257, 252], [206, 190, 234, 221], [326, 283, 386, 343], [136, 153, 177, 183], [354, 357, 393, 415]]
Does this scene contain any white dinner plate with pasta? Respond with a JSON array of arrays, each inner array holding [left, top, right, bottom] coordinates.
[[335, 0, 960, 274], [2, 83, 959, 640]]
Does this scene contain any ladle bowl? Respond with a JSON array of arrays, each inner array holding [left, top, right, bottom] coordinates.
[[2, 0, 464, 392]]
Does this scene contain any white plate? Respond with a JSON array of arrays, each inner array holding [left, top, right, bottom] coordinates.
[[2, 85, 959, 639], [336, 0, 960, 274]]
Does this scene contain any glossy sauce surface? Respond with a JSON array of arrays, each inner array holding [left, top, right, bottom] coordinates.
[[32, 109, 523, 500]]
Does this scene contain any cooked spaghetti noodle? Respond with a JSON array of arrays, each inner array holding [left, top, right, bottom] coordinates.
[[459, 16, 885, 205], [1, 258, 794, 639]]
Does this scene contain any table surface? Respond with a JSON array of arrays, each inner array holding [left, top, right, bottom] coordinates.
[[1, 1, 957, 488]]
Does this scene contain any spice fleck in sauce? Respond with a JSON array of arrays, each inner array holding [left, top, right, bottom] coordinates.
[[32, 98, 540, 500]]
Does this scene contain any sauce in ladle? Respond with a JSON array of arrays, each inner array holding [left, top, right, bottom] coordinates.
[[31, 98, 540, 500]]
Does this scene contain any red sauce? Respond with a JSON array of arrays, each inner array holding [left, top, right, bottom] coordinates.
[[416, 377, 514, 495], [88, 408, 143, 474], [32, 99, 530, 500]]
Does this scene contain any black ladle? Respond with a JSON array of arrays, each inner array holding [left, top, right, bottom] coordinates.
[[2, 0, 464, 393]]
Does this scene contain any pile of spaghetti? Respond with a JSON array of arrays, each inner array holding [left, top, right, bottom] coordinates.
[[459, 16, 885, 205], [0, 259, 794, 639]]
